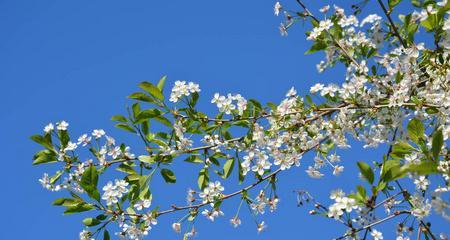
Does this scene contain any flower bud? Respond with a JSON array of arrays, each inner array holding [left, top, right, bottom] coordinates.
[[172, 222, 181, 233]]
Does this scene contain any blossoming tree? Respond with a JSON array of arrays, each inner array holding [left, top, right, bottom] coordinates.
[[31, 0, 450, 239]]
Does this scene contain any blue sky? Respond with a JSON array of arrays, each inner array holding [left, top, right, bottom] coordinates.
[[0, 0, 447, 239]]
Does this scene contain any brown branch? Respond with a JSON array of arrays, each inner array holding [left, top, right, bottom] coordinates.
[[336, 210, 410, 240], [376, 0, 407, 48]]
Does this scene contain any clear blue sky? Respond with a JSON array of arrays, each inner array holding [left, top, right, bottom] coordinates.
[[0, 0, 447, 239]]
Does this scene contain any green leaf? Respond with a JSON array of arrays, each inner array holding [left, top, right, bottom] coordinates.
[[391, 141, 415, 158], [30, 135, 54, 150], [32, 150, 58, 165], [52, 198, 79, 206], [57, 130, 70, 147], [115, 123, 137, 133], [222, 158, 235, 179], [184, 155, 203, 164], [64, 203, 94, 215], [128, 92, 154, 103], [357, 162, 374, 184], [49, 171, 64, 184], [104, 230, 110, 240], [111, 115, 128, 122], [157, 75, 167, 91], [198, 168, 209, 190], [154, 116, 172, 127], [83, 217, 101, 227], [138, 155, 155, 164], [117, 163, 138, 175], [136, 109, 162, 123], [381, 160, 405, 182], [388, 0, 403, 9], [407, 118, 424, 143], [139, 82, 164, 101], [305, 41, 327, 54], [411, 0, 421, 7], [160, 168, 176, 183], [401, 161, 439, 175], [80, 166, 100, 202], [432, 130, 443, 160]]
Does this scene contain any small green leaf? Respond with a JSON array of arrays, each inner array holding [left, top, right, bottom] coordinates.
[[32, 150, 58, 165], [64, 203, 94, 215], [30, 135, 54, 150], [160, 168, 176, 183], [184, 155, 203, 164], [357, 162, 374, 184], [198, 168, 209, 190], [104, 230, 110, 240], [128, 92, 154, 103], [388, 0, 403, 9], [222, 158, 235, 179], [52, 198, 79, 206], [157, 75, 167, 91], [80, 166, 100, 202], [115, 123, 137, 133], [139, 82, 164, 101], [391, 141, 415, 158], [138, 155, 155, 164], [407, 118, 424, 143], [432, 130, 443, 160], [136, 109, 162, 123], [401, 161, 439, 175], [83, 217, 101, 227], [111, 115, 128, 122]]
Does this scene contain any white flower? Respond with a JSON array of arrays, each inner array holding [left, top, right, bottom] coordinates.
[[64, 141, 77, 152], [337, 197, 357, 212], [327, 203, 344, 219], [310, 83, 324, 94], [133, 199, 151, 211], [169, 81, 200, 102], [230, 217, 241, 227], [79, 229, 93, 240], [211, 93, 246, 115], [330, 189, 345, 201], [120, 223, 148, 239], [39, 173, 61, 191], [57, 121, 69, 131], [319, 5, 330, 13], [77, 134, 91, 146], [108, 146, 121, 159], [44, 123, 54, 133], [279, 23, 288, 36], [172, 222, 181, 233], [286, 87, 297, 97], [333, 165, 344, 176], [414, 176, 430, 191], [306, 166, 324, 178], [101, 180, 129, 206], [371, 229, 383, 240], [257, 221, 267, 233], [199, 181, 224, 203], [251, 152, 272, 176], [319, 19, 333, 31], [92, 129, 105, 139], [274, 2, 282, 16], [202, 208, 224, 221], [142, 212, 158, 226]]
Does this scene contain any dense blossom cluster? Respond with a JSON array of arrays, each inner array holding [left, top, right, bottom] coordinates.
[[169, 80, 201, 103], [30, 1, 450, 239]]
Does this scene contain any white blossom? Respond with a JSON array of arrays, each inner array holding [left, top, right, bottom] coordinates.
[[57, 121, 69, 131], [371, 229, 383, 240], [44, 123, 54, 133]]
